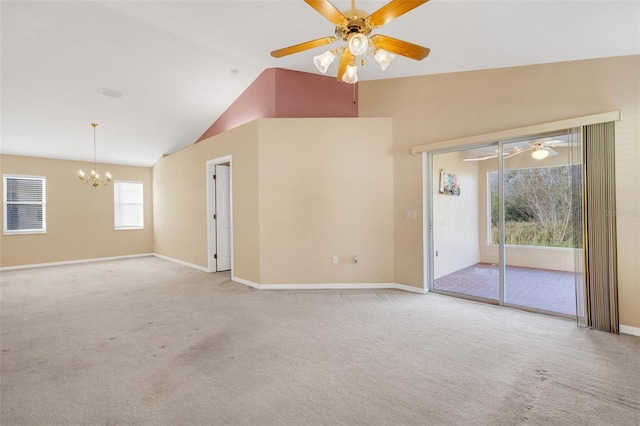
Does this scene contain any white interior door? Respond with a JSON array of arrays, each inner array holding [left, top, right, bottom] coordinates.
[[215, 165, 231, 271]]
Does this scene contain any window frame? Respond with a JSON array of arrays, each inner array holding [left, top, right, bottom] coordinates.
[[113, 180, 144, 231], [3, 174, 47, 235]]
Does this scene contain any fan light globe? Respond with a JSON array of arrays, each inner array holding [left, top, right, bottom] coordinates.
[[531, 147, 549, 160], [342, 63, 358, 84], [347, 33, 369, 56], [313, 51, 336, 73], [374, 49, 395, 71]]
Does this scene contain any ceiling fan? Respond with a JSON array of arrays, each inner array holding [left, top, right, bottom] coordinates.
[[271, 0, 431, 84], [463, 139, 568, 162]]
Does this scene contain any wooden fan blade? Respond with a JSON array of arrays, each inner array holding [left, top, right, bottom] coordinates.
[[463, 155, 498, 162], [544, 140, 568, 147], [503, 148, 532, 159], [367, 0, 430, 28], [337, 50, 354, 81], [271, 37, 336, 58], [370, 34, 430, 60], [304, 0, 347, 25]]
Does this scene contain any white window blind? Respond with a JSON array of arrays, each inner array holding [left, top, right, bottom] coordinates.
[[114, 181, 143, 230], [3, 175, 46, 234]]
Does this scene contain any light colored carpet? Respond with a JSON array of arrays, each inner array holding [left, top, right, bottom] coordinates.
[[1, 256, 638, 425]]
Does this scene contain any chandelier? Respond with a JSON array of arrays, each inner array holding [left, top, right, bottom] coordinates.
[[78, 123, 112, 187]]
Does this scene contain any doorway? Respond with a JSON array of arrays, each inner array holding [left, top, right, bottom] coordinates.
[[206, 156, 233, 272], [427, 130, 583, 317]]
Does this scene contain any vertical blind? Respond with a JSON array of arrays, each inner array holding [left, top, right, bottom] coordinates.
[[3, 175, 46, 233], [114, 181, 143, 230], [582, 121, 619, 334]]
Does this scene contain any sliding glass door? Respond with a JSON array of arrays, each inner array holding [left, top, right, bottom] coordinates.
[[428, 130, 583, 317], [431, 143, 499, 302], [501, 135, 581, 315]]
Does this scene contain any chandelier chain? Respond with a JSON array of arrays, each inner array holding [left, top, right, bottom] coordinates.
[[93, 123, 98, 171]]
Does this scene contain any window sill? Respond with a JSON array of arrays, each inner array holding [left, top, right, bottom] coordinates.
[[487, 243, 580, 251], [4, 230, 46, 235]]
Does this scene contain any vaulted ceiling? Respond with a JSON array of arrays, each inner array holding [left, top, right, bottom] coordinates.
[[2, 1, 638, 167]]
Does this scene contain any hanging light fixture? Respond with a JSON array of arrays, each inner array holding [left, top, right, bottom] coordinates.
[[78, 123, 112, 187]]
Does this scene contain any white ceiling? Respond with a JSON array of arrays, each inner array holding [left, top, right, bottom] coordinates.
[[1, 0, 638, 167]]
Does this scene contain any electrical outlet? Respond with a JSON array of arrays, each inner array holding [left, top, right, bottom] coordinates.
[[435, 250, 439, 257], [332, 256, 338, 264]]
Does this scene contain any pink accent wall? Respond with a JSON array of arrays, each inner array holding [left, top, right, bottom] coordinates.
[[196, 68, 358, 142], [274, 68, 358, 118], [197, 68, 277, 142]]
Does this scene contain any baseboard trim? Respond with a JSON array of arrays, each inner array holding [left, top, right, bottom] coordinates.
[[1, 256, 428, 295], [0, 253, 154, 272], [394, 283, 428, 294], [152, 253, 210, 272], [231, 276, 261, 289], [231, 276, 426, 293], [620, 324, 640, 337]]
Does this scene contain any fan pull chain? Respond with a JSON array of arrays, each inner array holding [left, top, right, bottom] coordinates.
[[353, 83, 356, 104]]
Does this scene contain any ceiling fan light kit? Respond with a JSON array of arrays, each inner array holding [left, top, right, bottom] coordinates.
[[374, 48, 395, 71], [463, 139, 565, 162], [347, 33, 369, 56], [342, 61, 359, 84], [531, 147, 550, 160], [313, 50, 337, 73], [272, 0, 431, 84]]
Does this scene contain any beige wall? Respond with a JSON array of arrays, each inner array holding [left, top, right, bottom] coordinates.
[[258, 118, 394, 284], [432, 151, 480, 279], [152, 117, 394, 285], [152, 121, 260, 281], [0, 154, 153, 267], [359, 55, 640, 328]]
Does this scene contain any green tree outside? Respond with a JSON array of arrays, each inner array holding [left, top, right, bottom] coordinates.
[[489, 165, 582, 248]]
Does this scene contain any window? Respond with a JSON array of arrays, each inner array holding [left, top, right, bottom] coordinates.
[[114, 181, 143, 230], [488, 165, 582, 248], [3, 175, 46, 234]]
